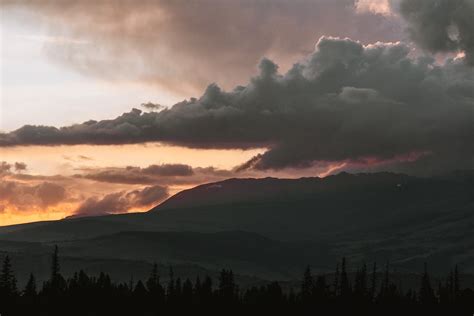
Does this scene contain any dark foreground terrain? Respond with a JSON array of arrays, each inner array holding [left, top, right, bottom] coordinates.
[[1, 247, 474, 316], [0, 172, 473, 282], [0, 172, 473, 314]]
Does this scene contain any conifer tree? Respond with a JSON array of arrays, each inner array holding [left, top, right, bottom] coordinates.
[[370, 262, 377, 301], [134, 280, 147, 296], [23, 273, 37, 297], [354, 263, 368, 299], [419, 263, 436, 305], [379, 261, 390, 300], [333, 263, 340, 296], [146, 263, 162, 294], [167, 266, 175, 298], [183, 278, 194, 303], [201, 275, 213, 302], [454, 265, 460, 300], [194, 276, 201, 294], [219, 269, 236, 302], [340, 257, 351, 299], [51, 245, 60, 281], [0, 255, 17, 296], [314, 275, 327, 299], [301, 265, 314, 302]]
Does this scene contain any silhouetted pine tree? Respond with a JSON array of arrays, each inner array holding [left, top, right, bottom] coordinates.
[[288, 287, 296, 306], [97, 272, 112, 292], [200, 275, 213, 304], [23, 273, 36, 297], [175, 277, 182, 298], [0, 255, 17, 297], [314, 275, 327, 300], [134, 280, 147, 296], [43, 245, 66, 296], [146, 264, 160, 292], [340, 257, 351, 299], [0, 255, 473, 315], [378, 261, 390, 301], [370, 262, 377, 301], [454, 264, 460, 300], [419, 263, 436, 305], [354, 263, 368, 301], [167, 266, 175, 299], [266, 281, 284, 303], [218, 269, 237, 304], [182, 278, 194, 304], [333, 262, 340, 297], [194, 276, 201, 295], [300, 265, 314, 303], [51, 245, 60, 280]]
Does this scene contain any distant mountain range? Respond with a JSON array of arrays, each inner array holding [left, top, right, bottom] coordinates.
[[1, 172, 473, 283]]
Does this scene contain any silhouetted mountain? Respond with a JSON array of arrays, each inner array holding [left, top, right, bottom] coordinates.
[[0, 172, 473, 274], [155, 172, 413, 210]]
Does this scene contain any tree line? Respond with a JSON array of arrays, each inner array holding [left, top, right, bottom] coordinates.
[[0, 246, 473, 315]]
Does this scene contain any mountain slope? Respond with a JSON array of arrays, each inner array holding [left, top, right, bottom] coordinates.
[[57, 230, 332, 279], [1, 172, 473, 273]]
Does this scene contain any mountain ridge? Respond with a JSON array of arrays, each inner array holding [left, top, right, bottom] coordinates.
[[0, 171, 473, 274]]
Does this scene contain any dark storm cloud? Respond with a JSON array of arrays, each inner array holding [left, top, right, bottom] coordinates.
[[399, 0, 474, 64], [76, 164, 233, 185], [1, 36, 473, 174], [77, 163, 194, 185], [77, 169, 157, 185], [1, 0, 402, 93], [142, 164, 193, 176], [73, 184, 168, 217]]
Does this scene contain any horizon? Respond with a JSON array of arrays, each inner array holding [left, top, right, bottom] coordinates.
[[0, 169, 424, 227]]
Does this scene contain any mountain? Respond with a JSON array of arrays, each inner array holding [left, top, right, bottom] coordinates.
[[0, 172, 473, 275], [149, 172, 474, 243]]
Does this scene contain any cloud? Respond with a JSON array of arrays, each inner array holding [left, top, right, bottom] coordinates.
[[77, 163, 195, 185], [141, 102, 165, 111], [0, 161, 28, 176], [77, 169, 157, 185], [14, 162, 27, 172], [142, 164, 194, 176], [73, 184, 168, 217], [399, 0, 474, 64], [0, 162, 12, 175], [34, 182, 66, 206], [63, 155, 94, 162], [0, 160, 240, 223], [1, 36, 473, 174], [76, 164, 234, 185], [0, 180, 67, 209], [1, 0, 402, 94], [355, 0, 394, 16]]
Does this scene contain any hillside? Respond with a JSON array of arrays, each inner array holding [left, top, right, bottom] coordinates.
[[0, 172, 473, 274]]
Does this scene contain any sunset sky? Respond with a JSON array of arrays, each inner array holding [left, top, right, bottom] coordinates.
[[1, 0, 473, 225]]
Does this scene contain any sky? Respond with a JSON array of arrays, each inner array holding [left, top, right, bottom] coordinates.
[[0, 0, 473, 225]]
